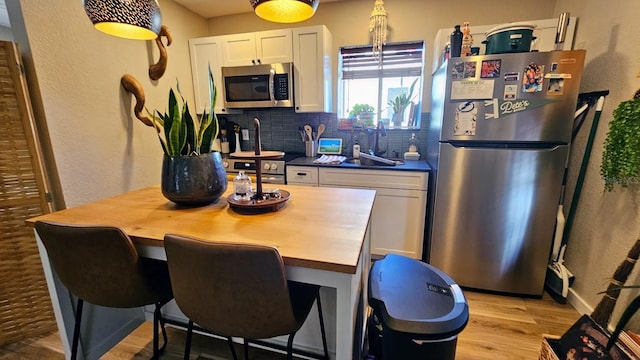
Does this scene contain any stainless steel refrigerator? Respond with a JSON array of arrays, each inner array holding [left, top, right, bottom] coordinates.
[[426, 50, 585, 296]]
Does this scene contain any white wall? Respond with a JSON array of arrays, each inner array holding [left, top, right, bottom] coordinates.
[[205, 0, 557, 112], [554, 0, 640, 328], [10, 0, 207, 207]]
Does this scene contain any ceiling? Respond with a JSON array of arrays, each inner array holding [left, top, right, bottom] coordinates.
[[0, 1, 347, 29], [173, 0, 345, 19]]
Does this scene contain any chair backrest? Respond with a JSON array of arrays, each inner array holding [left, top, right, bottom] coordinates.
[[35, 220, 170, 308], [164, 234, 299, 339]]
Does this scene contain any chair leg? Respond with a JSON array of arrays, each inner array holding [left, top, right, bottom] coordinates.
[[152, 302, 169, 359], [152, 304, 159, 359], [159, 309, 168, 353], [71, 298, 84, 360], [243, 339, 249, 360], [227, 337, 238, 360], [184, 320, 194, 360], [316, 293, 329, 359], [286, 333, 296, 360]]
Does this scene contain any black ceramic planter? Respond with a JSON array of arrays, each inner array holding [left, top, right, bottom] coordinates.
[[161, 152, 227, 206]]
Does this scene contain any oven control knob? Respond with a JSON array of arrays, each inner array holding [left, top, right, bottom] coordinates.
[[263, 163, 271, 170], [270, 162, 278, 171], [223, 161, 228, 168]]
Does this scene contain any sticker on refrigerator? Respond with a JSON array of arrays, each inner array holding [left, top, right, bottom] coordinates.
[[504, 72, 519, 82], [484, 98, 559, 119], [522, 62, 544, 93], [480, 59, 501, 78], [451, 61, 477, 79], [454, 101, 477, 136], [504, 85, 518, 100], [464, 62, 477, 78], [547, 78, 565, 95], [451, 79, 494, 100]]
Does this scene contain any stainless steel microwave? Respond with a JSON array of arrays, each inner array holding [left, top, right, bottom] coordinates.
[[221, 62, 293, 109]]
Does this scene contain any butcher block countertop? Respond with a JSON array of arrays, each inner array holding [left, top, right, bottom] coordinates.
[[27, 184, 376, 274]]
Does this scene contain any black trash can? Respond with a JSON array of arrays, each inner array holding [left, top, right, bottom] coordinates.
[[368, 254, 469, 359]]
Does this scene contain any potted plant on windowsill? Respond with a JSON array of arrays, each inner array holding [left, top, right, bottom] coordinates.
[[349, 103, 375, 128], [388, 78, 419, 128], [150, 67, 227, 206]]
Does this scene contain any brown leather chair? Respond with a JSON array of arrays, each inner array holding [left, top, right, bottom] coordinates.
[[164, 234, 329, 360], [34, 220, 174, 360]]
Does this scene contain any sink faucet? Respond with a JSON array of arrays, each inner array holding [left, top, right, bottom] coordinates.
[[369, 121, 387, 156]]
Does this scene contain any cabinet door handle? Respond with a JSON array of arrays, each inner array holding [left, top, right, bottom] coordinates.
[[252, 59, 256, 65], [297, 173, 307, 176], [257, 59, 261, 64]]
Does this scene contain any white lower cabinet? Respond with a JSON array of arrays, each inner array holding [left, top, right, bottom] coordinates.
[[288, 166, 428, 259], [368, 187, 427, 259], [286, 165, 319, 186]]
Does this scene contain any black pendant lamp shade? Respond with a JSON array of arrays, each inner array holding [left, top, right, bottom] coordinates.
[[83, 0, 162, 40], [250, 0, 319, 23]]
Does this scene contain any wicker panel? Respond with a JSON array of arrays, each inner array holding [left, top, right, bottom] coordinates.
[[539, 336, 560, 360], [0, 41, 55, 345]]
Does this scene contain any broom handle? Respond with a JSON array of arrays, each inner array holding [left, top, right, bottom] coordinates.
[[561, 95, 606, 247]]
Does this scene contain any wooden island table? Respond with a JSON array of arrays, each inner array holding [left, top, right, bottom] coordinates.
[[27, 184, 376, 360]]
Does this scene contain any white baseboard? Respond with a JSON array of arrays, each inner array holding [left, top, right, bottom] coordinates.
[[567, 287, 594, 316]]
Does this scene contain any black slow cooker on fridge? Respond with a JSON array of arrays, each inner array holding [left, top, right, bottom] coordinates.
[[483, 22, 536, 54]]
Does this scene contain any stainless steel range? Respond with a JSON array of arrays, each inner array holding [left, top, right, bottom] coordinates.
[[224, 153, 302, 184]]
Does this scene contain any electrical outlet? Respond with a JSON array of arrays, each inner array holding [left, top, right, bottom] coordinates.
[[241, 129, 249, 140]]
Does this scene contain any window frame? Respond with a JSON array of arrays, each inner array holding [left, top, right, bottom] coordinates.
[[338, 40, 426, 129]]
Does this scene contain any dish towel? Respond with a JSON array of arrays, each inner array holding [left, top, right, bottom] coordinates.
[[313, 155, 347, 164]]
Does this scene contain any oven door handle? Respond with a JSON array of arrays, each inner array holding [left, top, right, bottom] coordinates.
[[261, 175, 285, 184], [269, 68, 276, 107]]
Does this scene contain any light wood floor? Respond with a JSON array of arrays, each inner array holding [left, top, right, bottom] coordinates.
[[0, 290, 580, 360]]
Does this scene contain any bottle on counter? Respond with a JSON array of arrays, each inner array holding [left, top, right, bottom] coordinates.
[[450, 25, 463, 58], [408, 133, 419, 153], [233, 171, 252, 201], [461, 22, 473, 56], [220, 129, 230, 154], [404, 133, 420, 161], [353, 141, 360, 158]]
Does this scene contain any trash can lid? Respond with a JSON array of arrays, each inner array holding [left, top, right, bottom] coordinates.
[[368, 254, 469, 338]]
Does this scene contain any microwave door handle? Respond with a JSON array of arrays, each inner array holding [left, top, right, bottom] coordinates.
[[269, 68, 276, 106]]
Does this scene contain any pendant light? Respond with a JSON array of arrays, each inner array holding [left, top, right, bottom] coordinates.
[[250, 0, 319, 23], [369, 0, 387, 64], [83, 0, 162, 40]]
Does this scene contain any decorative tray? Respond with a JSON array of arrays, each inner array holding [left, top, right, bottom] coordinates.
[[229, 151, 285, 159], [226, 189, 291, 214]]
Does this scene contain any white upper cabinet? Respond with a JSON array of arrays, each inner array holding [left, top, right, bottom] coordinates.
[[189, 26, 333, 113], [188, 37, 229, 115], [293, 25, 332, 113], [221, 29, 293, 67]]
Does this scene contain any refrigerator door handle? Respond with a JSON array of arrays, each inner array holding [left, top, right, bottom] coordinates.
[[444, 142, 565, 151]]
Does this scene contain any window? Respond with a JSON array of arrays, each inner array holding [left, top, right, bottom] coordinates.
[[338, 41, 425, 129]]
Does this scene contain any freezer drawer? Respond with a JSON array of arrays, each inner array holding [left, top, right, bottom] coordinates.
[[430, 142, 567, 295]]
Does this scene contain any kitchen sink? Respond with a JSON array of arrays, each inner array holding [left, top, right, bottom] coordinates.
[[344, 158, 405, 166]]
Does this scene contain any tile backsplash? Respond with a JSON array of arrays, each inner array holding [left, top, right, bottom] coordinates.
[[221, 108, 429, 158]]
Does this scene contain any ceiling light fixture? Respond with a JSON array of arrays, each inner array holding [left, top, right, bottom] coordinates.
[[250, 0, 319, 23], [83, 0, 162, 40]]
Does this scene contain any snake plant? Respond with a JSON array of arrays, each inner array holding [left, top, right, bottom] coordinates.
[[150, 66, 218, 157], [388, 78, 419, 114]]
